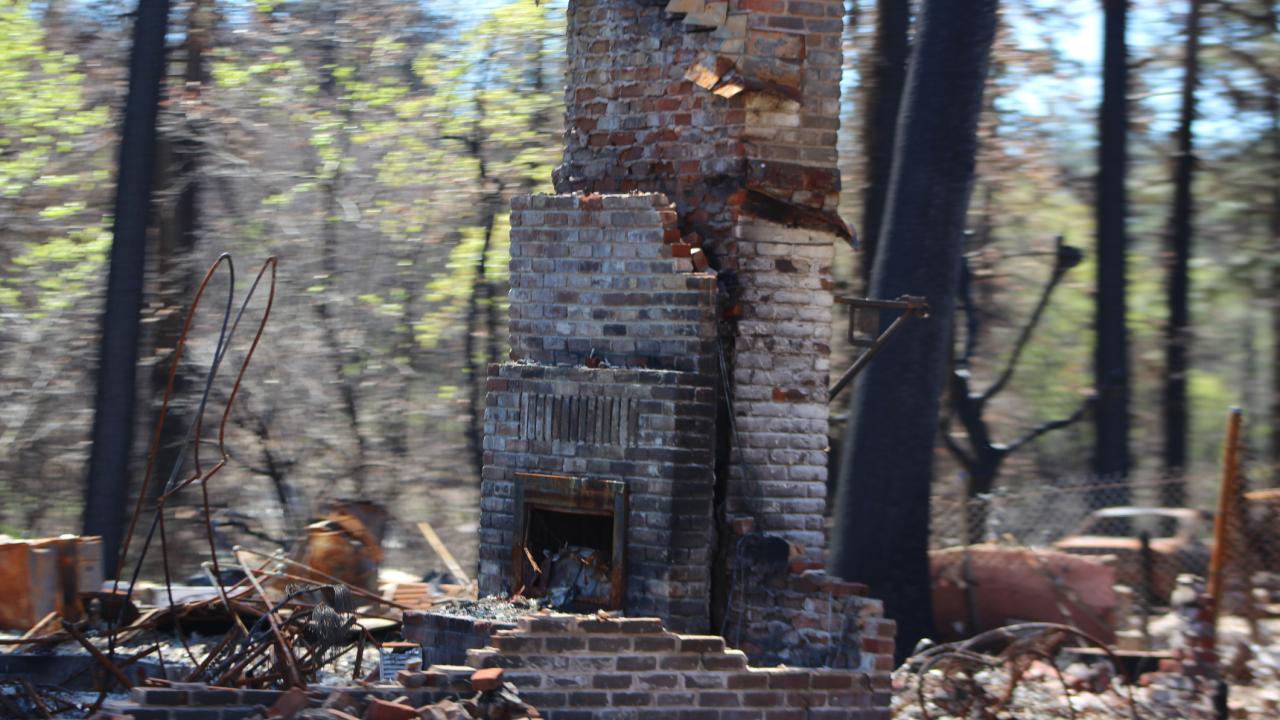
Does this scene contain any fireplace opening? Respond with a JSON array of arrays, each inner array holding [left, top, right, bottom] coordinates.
[[526, 508, 614, 559], [511, 473, 626, 612], [524, 507, 615, 610]]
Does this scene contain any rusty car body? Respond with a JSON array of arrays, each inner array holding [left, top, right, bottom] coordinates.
[[1052, 506, 1210, 602]]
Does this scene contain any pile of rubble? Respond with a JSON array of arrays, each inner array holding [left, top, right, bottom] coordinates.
[[92, 667, 538, 720]]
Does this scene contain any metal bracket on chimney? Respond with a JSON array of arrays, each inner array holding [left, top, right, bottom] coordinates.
[[827, 295, 931, 402]]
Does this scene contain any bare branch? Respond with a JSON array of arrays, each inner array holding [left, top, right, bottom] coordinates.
[[1002, 395, 1094, 456], [979, 236, 1081, 402]]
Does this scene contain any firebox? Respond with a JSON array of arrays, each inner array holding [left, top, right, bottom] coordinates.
[[511, 472, 626, 612]]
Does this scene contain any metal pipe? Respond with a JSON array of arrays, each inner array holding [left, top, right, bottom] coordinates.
[[1208, 407, 1243, 624], [828, 310, 916, 401]]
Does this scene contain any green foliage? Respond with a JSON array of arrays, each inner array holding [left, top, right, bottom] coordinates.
[[416, 214, 511, 349], [0, 0, 112, 313], [6, 227, 111, 313], [0, 3, 107, 198]]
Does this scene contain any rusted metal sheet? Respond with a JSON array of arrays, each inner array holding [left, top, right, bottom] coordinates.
[[0, 536, 103, 631], [292, 501, 388, 592], [296, 527, 380, 592], [930, 544, 1117, 643]]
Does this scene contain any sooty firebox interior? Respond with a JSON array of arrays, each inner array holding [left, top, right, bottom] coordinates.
[[512, 473, 626, 612]]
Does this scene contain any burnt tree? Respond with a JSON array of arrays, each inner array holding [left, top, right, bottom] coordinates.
[[145, 0, 212, 506], [858, 0, 910, 289], [1093, 0, 1132, 503], [1161, 0, 1202, 506], [944, 238, 1094, 543], [83, 0, 173, 578], [830, 0, 998, 659]]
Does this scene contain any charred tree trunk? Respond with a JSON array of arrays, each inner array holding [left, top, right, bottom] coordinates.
[[1161, 0, 1201, 506], [1271, 181, 1280, 486], [465, 186, 500, 482], [858, 0, 909, 290], [1268, 79, 1280, 485], [455, 89, 503, 485], [1093, 0, 1131, 505], [84, 0, 172, 578], [312, 8, 370, 493], [146, 0, 211, 502], [830, 0, 997, 660]]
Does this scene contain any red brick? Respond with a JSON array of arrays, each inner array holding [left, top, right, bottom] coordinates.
[[729, 672, 769, 689], [568, 691, 608, 707], [588, 636, 633, 652], [741, 0, 785, 11], [678, 635, 725, 653], [787, 0, 826, 16], [470, 667, 505, 692], [396, 670, 428, 688], [768, 671, 811, 689], [746, 29, 806, 62], [810, 672, 853, 690], [611, 692, 653, 706], [632, 636, 678, 653], [617, 618, 665, 633], [698, 691, 742, 707], [267, 687, 309, 718], [363, 699, 417, 720], [618, 655, 659, 671], [743, 692, 785, 707]]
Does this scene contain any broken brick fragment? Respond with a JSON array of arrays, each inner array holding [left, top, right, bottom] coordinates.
[[363, 698, 417, 720], [396, 669, 428, 688], [470, 667, 505, 692], [690, 248, 711, 272], [267, 687, 310, 719], [771, 387, 805, 402]]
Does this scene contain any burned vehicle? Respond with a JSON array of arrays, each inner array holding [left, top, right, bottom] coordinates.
[[1053, 506, 1211, 603]]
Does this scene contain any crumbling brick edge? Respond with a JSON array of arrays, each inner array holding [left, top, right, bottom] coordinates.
[[106, 611, 893, 719]]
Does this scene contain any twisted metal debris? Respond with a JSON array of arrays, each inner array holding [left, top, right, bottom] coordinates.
[[902, 622, 1140, 720]]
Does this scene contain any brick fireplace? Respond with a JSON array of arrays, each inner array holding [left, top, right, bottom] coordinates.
[[477, 0, 894, 669], [479, 193, 719, 632]]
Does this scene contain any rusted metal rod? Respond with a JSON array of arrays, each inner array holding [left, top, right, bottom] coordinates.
[[62, 643, 162, 688], [234, 550, 304, 688], [18, 679, 52, 720], [61, 621, 135, 691], [1208, 407, 1243, 624], [828, 295, 929, 401], [828, 309, 918, 401], [834, 295, 931, 312], [234, 546, 414, 611]]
